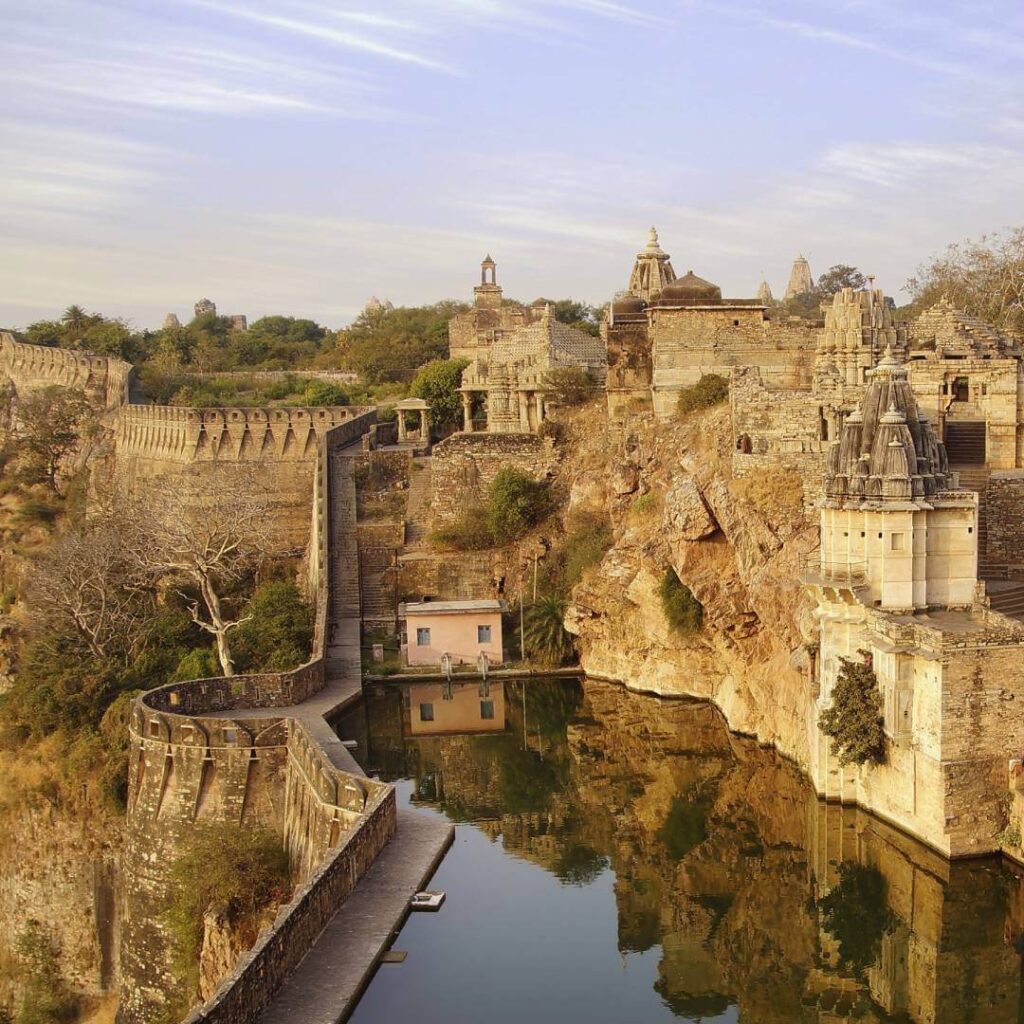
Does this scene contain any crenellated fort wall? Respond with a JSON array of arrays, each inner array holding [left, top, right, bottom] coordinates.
[[119, 421, 396, 1024], [0, 330, 134, 409]]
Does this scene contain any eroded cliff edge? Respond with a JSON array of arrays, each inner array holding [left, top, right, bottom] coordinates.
[[562, 404, 819, 766]]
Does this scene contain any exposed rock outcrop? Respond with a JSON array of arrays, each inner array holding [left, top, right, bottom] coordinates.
[[563, 404, 818, 763]]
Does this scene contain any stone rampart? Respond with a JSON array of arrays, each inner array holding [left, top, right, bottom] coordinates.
[[115, 405, 373, 464], [118, 417, 394, 1024], [109, 407, 376, 554], [428, 432, 557, 529], [0, 330, 134, 409]]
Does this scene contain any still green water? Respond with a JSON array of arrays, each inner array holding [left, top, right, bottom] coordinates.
[[339, 678, 1024, 1024]]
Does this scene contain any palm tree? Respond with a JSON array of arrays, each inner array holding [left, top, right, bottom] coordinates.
[[523, 594, 572, 666], [61, 305, 89, 337]]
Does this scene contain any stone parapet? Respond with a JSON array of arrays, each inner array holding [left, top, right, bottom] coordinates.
[[115, 405, 375, 464], [0, 330, 134, 409]]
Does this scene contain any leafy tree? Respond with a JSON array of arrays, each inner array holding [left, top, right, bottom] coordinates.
[[818, 653, 886, 766], [541, 366, 595, 407], [164, 824, 289, 1004], [816, 264, 867, 297], [22, 320, 65, 347], [340, 301, 467, 383], [409, 358, 470, 433], [676, 374, 729, 417], [658, 568, 703, 635], [550, 299, 600, 337], [8, 386, 93, 492], [818, 861, 894, 974], [523, 594, 572, 665]]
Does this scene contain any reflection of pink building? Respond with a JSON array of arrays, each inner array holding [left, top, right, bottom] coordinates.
[[406, 682, 507, 735], [400, 600, 506, 667]]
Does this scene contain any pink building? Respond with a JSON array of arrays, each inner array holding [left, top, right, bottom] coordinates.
[[401, 599, 506, 667]]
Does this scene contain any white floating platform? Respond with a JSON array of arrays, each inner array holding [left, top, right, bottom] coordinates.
[[410, 890, 446, 911]]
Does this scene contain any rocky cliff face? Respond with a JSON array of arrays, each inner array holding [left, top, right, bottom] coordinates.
[[0, 789, 121, 1017], [563, 404, 819, 765]]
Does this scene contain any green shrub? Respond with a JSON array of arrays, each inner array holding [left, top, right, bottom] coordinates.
[[303, 380, 348, 406], [409, 358, 470, 432], [432, 469, 551, 551], [164, 824, 290, 1006], [658, 568, 703, 635], [231, 580, 314, 672], [13, 919, 77, 1024], [676, 373, 729, 417], [818, 653, 885, 766], [560, 510, 612, 590], [14, 496, 61, 526], [630, 492, 659, 517], [486, 468, 552, 545]]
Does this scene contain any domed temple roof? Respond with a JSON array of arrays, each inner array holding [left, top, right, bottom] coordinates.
[[658, 270, 723, 306], [824, 346, 950, 503]]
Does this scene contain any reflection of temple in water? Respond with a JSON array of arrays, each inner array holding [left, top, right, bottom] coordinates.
[[345, 679, 1024, 1023]]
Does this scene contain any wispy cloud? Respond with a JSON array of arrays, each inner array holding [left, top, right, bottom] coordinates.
[[820, 141, 1020, 188], [184, 0, 453, 71]]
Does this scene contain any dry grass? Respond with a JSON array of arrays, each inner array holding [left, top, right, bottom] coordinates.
[[729, 467, 805, 518]]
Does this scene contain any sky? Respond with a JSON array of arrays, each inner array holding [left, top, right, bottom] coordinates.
[[1, 0, 1023, 331]]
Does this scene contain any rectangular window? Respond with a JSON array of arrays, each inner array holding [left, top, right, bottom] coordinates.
[[891, 533, 906, 551], [419, 703, 434, 722], [416, 627, 431, 647], [477, 624, 492, 644], [480, 700, 495, 720]]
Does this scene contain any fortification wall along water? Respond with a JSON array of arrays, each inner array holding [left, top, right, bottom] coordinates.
[[0, 330, 134, 409], [118, 418, 395, 1024]]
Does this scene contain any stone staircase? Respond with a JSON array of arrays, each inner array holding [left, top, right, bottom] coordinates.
[[945, 422, 986, 465], [953, 465, 995, 577], [988, 582, 1024, 620], [404, 458, 432, 548], [360, 545, 396, 626]]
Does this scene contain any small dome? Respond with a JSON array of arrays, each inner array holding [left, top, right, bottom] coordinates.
[[659, 270, 722, 306], [612, 294, 646, 317], [531, 297, 550, 308]]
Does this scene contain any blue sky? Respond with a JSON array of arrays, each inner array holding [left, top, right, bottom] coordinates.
[[1, 0, 1023, 330]]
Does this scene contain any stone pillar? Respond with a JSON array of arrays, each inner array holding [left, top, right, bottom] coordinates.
[[397, 412, 407, 442], [518, 391, 530, 432], [462, 392, 472, 432], [420, 407, 430, 442], [535, 393, 545, 430]]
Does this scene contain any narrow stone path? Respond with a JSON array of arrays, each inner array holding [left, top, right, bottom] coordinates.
[[211, 443, 454, 1015], [256, 810, 453, 1024]]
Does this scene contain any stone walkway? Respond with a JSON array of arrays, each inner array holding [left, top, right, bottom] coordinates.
[[256, 809, 453, 1024], [211, 443, 455, 1019]]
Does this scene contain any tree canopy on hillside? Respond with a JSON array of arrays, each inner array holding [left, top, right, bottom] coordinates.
[[338, 301, 466, 383]]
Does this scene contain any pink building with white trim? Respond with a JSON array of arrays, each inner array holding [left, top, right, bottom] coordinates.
[[400, 600, 506, 667]]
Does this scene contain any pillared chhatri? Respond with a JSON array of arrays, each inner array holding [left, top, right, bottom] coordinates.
[[444, 229, 1024, 857]]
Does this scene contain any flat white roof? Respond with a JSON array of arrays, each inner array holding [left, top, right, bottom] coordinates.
[[401, 600, 506, 616]]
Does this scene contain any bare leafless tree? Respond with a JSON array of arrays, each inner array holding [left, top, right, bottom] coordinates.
[[124, 476, 274, 676], [28, 515, 153, 662], [907, 228, 1024, 334]]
